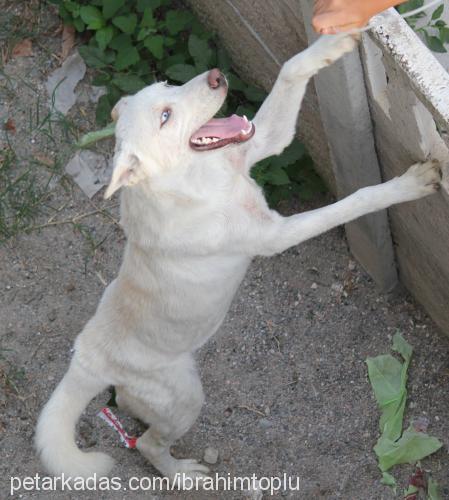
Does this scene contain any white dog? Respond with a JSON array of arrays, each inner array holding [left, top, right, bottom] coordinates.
[[35, 34, 440, 482]]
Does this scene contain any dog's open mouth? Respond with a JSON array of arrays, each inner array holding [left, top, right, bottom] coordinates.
[[190, 114, 255, 151]]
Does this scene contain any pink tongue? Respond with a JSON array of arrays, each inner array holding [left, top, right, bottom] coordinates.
[[191, 114, 249, 140]]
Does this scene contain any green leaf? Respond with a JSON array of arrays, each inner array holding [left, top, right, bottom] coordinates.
[[271, 140, 306, 168], [78, 46, 114, 68], [77, 122, 115, 148], [95, 26, 114, 51], [73, 17, 86, 32], [366, 354, 403, 406], [165, 10, 194, 35], [137, 0, 161, 12], [397, 0, 424, 14], [166, 64, 198, 83], [428, 477, 442, 500], [264, 165, 290, 186], [109, 33, 132, 50], [431, 4, 444, 20], [96, 95, 113, 126], [79, 5, 104, 30], [114, 45, 140, 70], [141, 7, 156, 28], [243, 85, 266, 103], [112, 74, 146, 93], [137, 27, 156, 41], [112, 14, 138, 34], [424, 32, 447, 52], [92, 72, 112, 86], [392, 332, 413, 364], [380, 472, 396, 488], [235, 104, 256, 120], [216, 46, 232, 72], [439, 26, 449, 44], [164, 36, 176, 47], [374, 426, 442, 472], [188, 34, 212, 67], [103, 0, 125, 20], [227, 73, 246, 92], [144, 35, 164, 60]]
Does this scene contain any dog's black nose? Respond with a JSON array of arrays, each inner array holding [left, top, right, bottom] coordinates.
[[208, 68, 226, 89]]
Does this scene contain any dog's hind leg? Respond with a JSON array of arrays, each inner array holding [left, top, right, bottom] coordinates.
[[116, 354, 208, 483]]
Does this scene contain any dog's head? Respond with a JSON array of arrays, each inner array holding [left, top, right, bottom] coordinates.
[[105, 69, 255, 198]]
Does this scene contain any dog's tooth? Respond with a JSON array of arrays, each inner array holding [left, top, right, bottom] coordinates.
[[243, 115, 248, 123]]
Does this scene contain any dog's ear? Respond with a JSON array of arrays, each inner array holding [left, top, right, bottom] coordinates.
[[104, 150, 145, 199], [111, 96, 129, 122]]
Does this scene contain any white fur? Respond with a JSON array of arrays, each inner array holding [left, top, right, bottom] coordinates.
[[35, 34, 441, 482]]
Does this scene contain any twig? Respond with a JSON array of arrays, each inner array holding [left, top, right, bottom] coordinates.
[[235, 405, 266, 417], [26, 203, 119, 231]]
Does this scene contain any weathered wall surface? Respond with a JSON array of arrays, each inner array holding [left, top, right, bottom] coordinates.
[[186, 0, 336, 191], [362, 13, 449, 336]]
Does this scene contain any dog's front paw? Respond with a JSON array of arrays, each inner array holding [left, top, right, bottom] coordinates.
[[397, 160, 441, 201]]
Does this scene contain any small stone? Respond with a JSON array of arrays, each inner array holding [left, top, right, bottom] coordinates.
[[47, 309, 57, 322], [331, 283, 344, 293], [311, 282, 318, 290], [258, 418, 273, 429], [203, 446, 219, 464]]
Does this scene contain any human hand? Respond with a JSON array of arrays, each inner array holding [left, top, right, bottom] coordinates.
[[312, 0, 405, 34]]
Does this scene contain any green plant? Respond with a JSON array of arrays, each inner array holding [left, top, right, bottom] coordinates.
[[49, 0, 325, 206], [398, 0, 449, 52]]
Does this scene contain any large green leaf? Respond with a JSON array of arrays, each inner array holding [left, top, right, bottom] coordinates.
[[137, 0, 161, 12], [263, 165, 290, 186], [141, 7, 156, 28], [115, 45, 140, 70], [112, 14, 138, 34], [165, 10, 194, 35], [144, 35, 164, 60], [103, 0, 125, 20], [188, 34, 212, 67], [79, 5, 104, 30], [374, 426, 442, 472], [366, 354, 403, 406], [78, 46, 114, 68], [424, 32, 447, 53], [111, 74, 146, 93], [95, 26, 114, 51], [166, 64, 197, 83]]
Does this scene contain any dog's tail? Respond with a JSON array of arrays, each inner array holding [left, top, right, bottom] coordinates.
[[35, 358, 114, 479]]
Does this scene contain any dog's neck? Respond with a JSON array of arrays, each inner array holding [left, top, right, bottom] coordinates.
[[118, 152, 246, 252]]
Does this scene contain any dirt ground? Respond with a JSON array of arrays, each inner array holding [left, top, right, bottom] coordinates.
[[0, 3, 448, 499]]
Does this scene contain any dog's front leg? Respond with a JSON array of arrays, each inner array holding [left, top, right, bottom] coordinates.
[[241, 162, 440, 256], [242, 34, 358, 168]]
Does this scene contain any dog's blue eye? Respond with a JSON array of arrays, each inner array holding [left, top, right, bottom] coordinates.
[[161, 109, 171, 126]]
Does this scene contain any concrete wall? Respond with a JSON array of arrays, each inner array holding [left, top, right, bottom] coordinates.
[[362, 12, 449, 335], [187, 1, 449, 337]]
